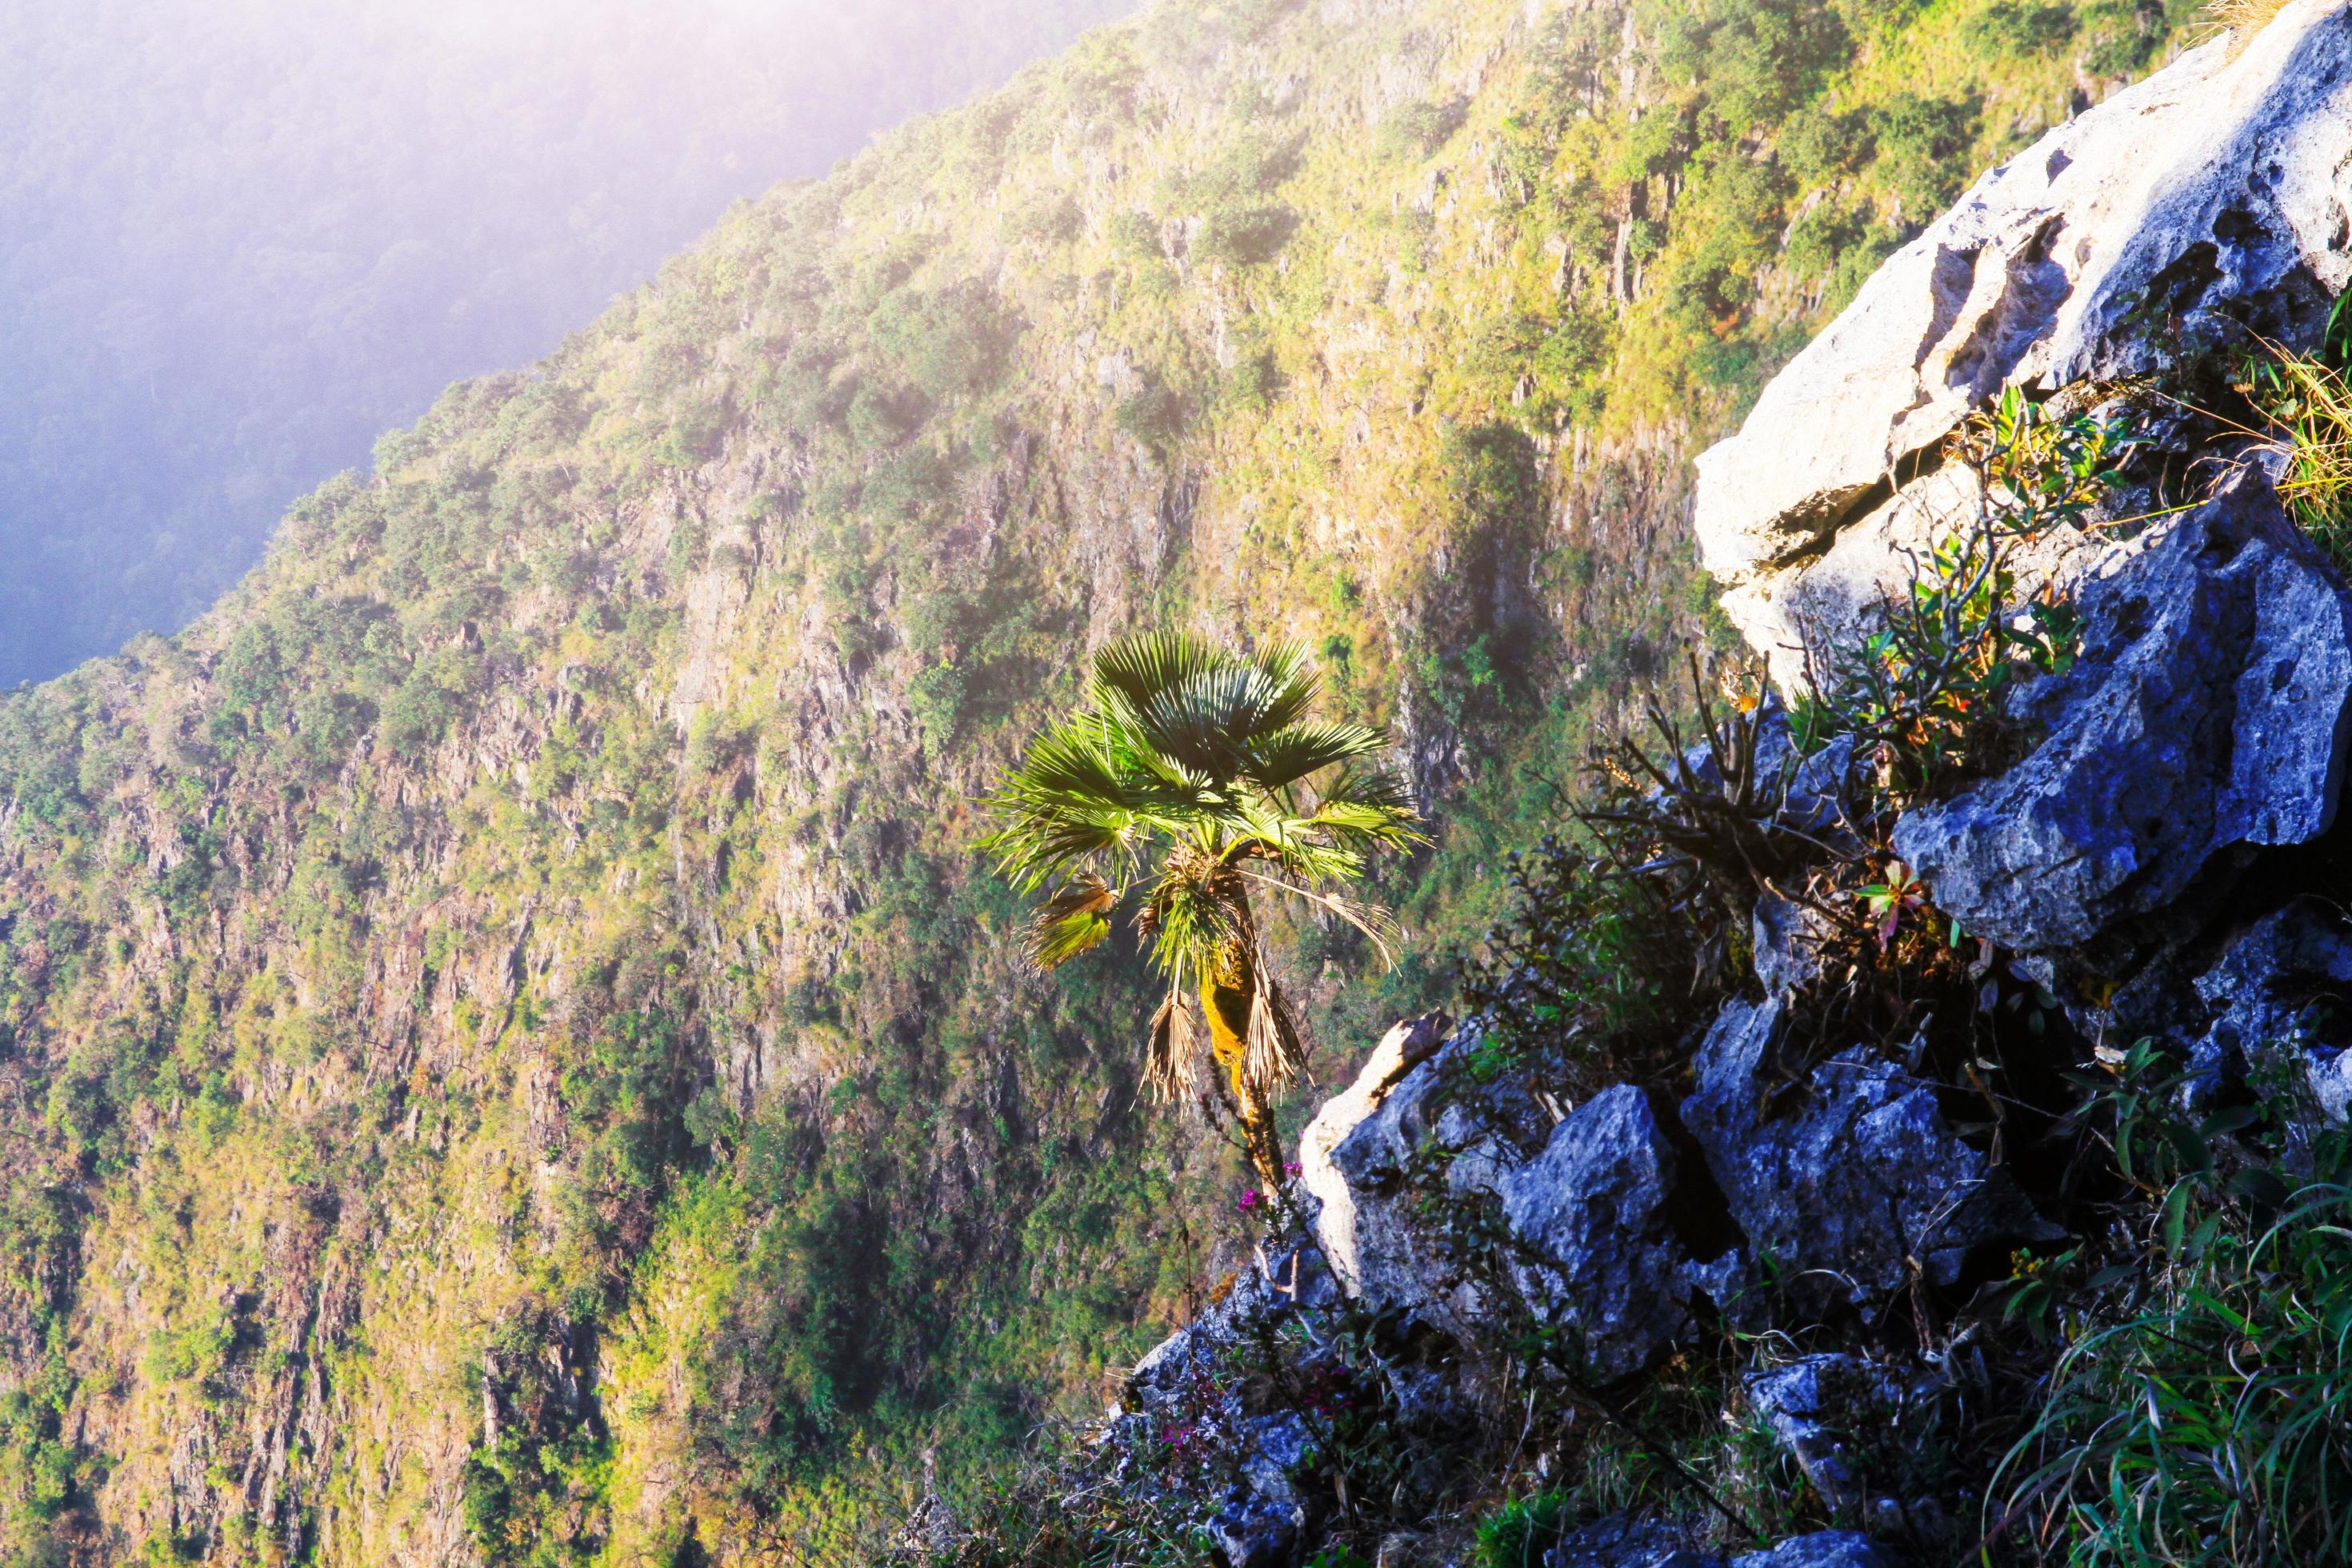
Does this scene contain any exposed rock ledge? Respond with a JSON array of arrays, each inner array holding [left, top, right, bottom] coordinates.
[[1115, 3, 2352, 1563], [1694, 0, 2352, 682]]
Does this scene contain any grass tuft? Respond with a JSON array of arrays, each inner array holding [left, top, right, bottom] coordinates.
[[2243, 340, 2352, 566]]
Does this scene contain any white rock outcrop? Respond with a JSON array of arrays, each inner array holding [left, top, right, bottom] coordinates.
[[1695, 0, 2352, 674]]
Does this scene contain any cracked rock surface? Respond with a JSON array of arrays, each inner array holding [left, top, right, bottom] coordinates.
[[1694, 0, 2352, 613]]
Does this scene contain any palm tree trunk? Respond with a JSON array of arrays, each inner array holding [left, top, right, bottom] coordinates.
[[1201, 968, 1286, 1193]]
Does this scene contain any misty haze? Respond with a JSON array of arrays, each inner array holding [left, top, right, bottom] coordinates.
[[0, 0, 1133, 686]]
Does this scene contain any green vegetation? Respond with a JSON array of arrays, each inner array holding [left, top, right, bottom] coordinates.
[[1794, 389, 2120, 798], [982, 634, 1419, 1185], [1994, 1046, 2352, 1564], [0, 0, 2205, 1560], [2241, 300, 2352, 566]]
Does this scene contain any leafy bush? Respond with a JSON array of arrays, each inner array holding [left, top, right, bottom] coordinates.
[[867, 281, 1022, 402], [1198, 203, 1298, 266], [1777, 106, 1875, 188], [1474, 1490, 1574, 1567], [1378, 98, 1465, 161], [1642, 0, 1852, 136], [1869, 93, 1981, 218], [1997, 1046, 2352, 1563], [1981, 0, 2078, 52], [1793, 389, 2123, 801], [1116, 381, 1188, 450]]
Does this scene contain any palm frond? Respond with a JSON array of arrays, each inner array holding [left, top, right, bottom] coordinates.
[[1024, 874, 1118, 970], [1307, 760, 1426, 851], [1241, 967, 1309, 1097], [1140, 856, 1247, 980], [1146, 983, 1208, 1104], [1236, 866, 1403, 968], [982, 712, 1210, 888], [1134, 665, 1274, 779], [1242, 718, 1386, 790], [1090, 631, 1230, 717], [1239, 640, 1319, 739]]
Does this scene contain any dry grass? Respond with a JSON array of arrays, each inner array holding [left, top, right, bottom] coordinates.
[[2244, 346, 2352, 564], [2197, 0, 2318, 51]]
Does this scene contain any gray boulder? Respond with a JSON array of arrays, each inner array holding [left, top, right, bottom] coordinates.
[[1545, 1514, 1722, 1568], [2186, 900, 2352, 1124], [1127, 1238, 1338, 1419], [1694, 0, 2352, 627], [1497, 1086, 1701, 1382], [1744, 1355, 1938, 1512], [1730, 1533, 1903, 1568], [1752, 890, 1838, 998], [1234, 1411, 1317, 1512], [1893, 467, 2352, 951], [1682, 1000, 2054, 1318], [1300, 1012, 1551, 1336], [1210, 1494, 1299, 1568]]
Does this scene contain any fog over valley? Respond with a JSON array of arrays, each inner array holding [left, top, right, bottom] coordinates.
[[0, 0, 1134, 686]]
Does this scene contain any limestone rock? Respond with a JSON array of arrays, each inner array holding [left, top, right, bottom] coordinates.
[[1744, 1354, 1938, 1511], [1497, 1086, 1698, 1382], [2188, 900, 2352, 1122], [1127, 1236, 1338, 1419], [1543, 1514, 1722, 1568], [1234, 1411, 1317, 1511], [1681, 999, 2054, 1318], [1892, 467, 2352, 951], [1298, 1013, 1452, 1295], [1753, 890, 1838, 998], [1694, 0, 2352, 597], [1302, 1013, 1551, 1334], [1210, 1494, 1300, 1568], [1730, 1533, 1905, 1568]]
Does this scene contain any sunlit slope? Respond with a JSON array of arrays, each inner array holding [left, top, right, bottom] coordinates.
[[0, 0, 2193, 1559]]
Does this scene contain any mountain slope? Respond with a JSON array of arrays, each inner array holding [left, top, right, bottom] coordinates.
[[0, 0, 2193, 1561]]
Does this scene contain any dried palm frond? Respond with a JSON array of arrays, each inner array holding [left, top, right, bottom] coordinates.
[[1240, 966, 1309, 1098], [1145, 982, 1208, 1103]]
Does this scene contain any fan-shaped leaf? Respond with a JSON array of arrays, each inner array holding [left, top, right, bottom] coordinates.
[[1242, 718, 1384, 789], [1092, 631, 1231, 717]]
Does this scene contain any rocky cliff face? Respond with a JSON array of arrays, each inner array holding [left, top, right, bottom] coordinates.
[[1088, 5, 2352, 1565], [0, 0, 2208, 1560], [0, 1, 1806, 1562]]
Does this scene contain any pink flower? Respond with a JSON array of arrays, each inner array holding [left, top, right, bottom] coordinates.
[[1238, 1189, 1262, 1211], [1283, 1161, 1303, 1178]]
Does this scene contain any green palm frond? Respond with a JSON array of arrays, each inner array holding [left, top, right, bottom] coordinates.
[[1139, 856, 1247, 981], [1024, 873, 1118, 970], [1306, 761, 1426, 850], [1090, 634, 1323, 786], [1090, 631, 1229, 717], [982, 712, 1209, 889], [1241, 718, 1385, 790], [1134, 664, 1312, 782]]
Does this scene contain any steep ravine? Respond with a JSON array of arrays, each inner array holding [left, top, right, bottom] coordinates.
[[0, 0, 2187, 1562]]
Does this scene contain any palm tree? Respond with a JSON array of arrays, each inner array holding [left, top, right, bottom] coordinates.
[[981, 633, 1422, 1189]]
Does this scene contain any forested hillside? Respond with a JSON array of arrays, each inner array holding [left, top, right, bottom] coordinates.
[[0, 0, 2194, 1561], [0, 0, 1133, 688]]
